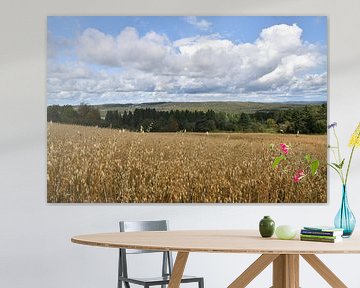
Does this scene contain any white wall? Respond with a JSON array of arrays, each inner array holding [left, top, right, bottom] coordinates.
[[1, 0, 360, 287]]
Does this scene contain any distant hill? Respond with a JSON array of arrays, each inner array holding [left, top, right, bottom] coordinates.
[[90, 101, 326, 118]]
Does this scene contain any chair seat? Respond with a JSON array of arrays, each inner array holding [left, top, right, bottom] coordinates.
[[119, 274, 203, 286]]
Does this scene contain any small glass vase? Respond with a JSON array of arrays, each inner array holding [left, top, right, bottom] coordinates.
[[334, 185, 356, 237]]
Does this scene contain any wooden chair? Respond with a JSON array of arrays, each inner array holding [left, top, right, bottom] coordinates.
[[118, 220, 204, 288]]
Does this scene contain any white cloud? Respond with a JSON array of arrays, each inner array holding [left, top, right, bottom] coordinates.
[[253, 54, 317, 89], [77, 27, 172, 72], [48, 61, 93, 80], [256, 24, 302, 56], [289, 72, 327, 94], [48, 23, 327, 104], [184, 16, 212, 31], [47, 31, 74, 59]]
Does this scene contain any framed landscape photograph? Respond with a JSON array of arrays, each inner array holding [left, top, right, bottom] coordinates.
[[47, 16, 328, 203]]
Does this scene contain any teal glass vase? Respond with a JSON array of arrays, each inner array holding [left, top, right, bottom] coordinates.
[[334, 185, 356, 237]]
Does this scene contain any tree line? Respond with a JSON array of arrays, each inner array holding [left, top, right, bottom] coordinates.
[[47, 103, 327, 134]]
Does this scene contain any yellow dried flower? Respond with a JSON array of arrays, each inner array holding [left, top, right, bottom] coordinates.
[[349, 122, 360, 147]]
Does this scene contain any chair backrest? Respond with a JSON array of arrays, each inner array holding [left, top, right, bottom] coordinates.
[[118, 220, 174, 283], [119, 220, 169, 254], [120, 220, 168, 232]]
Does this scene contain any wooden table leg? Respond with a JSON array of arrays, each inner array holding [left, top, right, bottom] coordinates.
[[228, 254, 279, 288], [168, 252, 189, 288], [288, 255, 299, 288], [301, 254, 347, 288], [272, 254, 299, 288]]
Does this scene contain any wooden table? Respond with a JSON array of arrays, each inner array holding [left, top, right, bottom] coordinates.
[[71, 230, 360, 288]]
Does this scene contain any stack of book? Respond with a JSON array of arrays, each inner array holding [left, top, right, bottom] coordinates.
[[300, 226, 344, 243]]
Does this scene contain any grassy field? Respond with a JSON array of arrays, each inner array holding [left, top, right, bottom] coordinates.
[[47, 123, 327, 203]]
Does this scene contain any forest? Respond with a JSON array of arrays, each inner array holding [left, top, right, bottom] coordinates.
[[47, 103, 327, 134]]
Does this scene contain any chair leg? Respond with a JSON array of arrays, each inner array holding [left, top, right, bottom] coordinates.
[[199, 278, 204, 288], [118, 249, 122, 288]]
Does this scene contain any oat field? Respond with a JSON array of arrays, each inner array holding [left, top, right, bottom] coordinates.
[[47, 123, 327, 203]]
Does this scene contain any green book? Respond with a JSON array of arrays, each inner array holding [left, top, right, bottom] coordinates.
[[300, 234, 340, 240], [300, 236, 342, 243]]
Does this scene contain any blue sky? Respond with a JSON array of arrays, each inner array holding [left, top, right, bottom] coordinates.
[[47, 16, 327, 105]]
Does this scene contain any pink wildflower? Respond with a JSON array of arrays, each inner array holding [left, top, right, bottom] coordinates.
[[293, 170, 305, 183], [280, 143, 289, 155]]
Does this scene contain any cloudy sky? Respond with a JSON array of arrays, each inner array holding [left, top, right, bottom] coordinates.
[[47, 16, 327, 105]]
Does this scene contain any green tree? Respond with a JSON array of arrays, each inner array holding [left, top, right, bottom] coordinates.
[[266, 118, 278, 131], [47, 105, 61, 122], [238, 113, 251, 131]]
